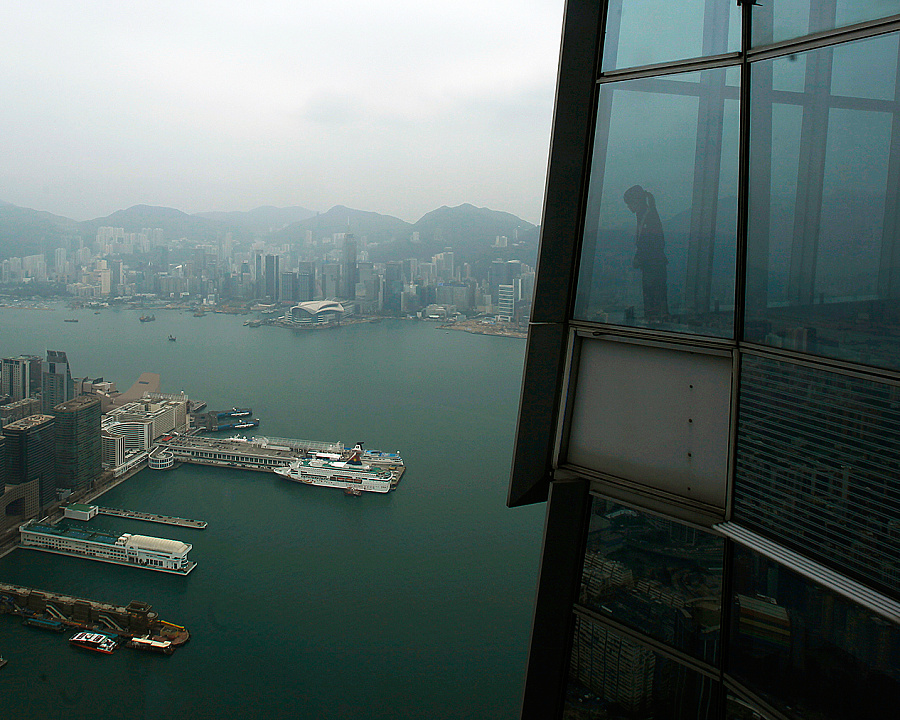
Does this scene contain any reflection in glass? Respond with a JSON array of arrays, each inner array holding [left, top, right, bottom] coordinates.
[[751, 0, 900, 47], [564, 615, 720, 720], [575, 68, 740, 337], [733, 356, 900, 598], [746, 33, 900, 369], [578, 498, 724, 665], [602, 0, 740, 72], [728, 546, 900, 720]]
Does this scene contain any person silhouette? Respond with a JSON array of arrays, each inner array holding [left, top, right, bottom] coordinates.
[[624, 184, 668, 321]]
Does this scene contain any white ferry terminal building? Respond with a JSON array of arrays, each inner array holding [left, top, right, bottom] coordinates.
[[19, 518, 195, 574]]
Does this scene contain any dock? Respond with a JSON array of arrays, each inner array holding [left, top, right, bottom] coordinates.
[[95, 506, 207, 529], [0, 582, 190, 650]]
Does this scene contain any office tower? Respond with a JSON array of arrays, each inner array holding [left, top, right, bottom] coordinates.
[[41, 350, 74, 412], [341, 235, 358, 299], [1, 356, 32, 402], [3, 414, 56, 511], [264, 254, 280, 301], [322, 263, 341, 299], [509, 3, 900, 720], [497, 284, 515, 322], [383, 262, 403, 314], [279, 271, 298, 304], [52, 396, 101, 491], [297, 261, 316, 302]]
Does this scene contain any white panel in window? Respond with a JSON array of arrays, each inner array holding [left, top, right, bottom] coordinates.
[[566, 339, 731, 508]]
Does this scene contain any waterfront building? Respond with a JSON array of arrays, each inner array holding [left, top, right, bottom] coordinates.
[[497, 284, 515, 322], [41, 350, 75, 413], [288, 300, 345, 325], [19, 520, 195, 574], [264, 253, 280, 301], [101, 430, 126, 469], [1, 355, 33, 402], [2, 414, 56, 511], [52, 395, 102, 491], [509, 3, 900, 719]]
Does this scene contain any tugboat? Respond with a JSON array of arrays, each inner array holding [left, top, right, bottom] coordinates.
[[168, 335, 177, 342], [69, 631, 118, 654]]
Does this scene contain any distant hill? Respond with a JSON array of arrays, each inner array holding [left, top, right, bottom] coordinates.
[[78, 205, 227, 241], [275, 205, 413, 246], [366, 203, 538, 265], [0, 202, 79, 259], [195, 205, 317, 233], [0, 200, 540, 266]]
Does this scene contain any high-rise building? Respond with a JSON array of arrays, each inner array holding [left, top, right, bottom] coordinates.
[[1, 356, 32, 402], [341, 235, 358, 299], [52, 395, 101, 491], [509, 3, 900, 720], [2, 414, 56, 511], [264, 254, 280, 301], [41, 350, 74, 412]]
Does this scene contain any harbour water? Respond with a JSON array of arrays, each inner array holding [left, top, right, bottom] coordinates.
[[0, 305, 543, 719]]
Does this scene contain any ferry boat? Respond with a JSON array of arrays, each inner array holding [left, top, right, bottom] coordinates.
[[69, 631, 118, 654], [274, 444, 395, 493]]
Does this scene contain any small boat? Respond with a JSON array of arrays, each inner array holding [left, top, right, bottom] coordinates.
[[64, 319, 79, 323], [139, 314, 156, 322], [126, 636, 175, 655], [0, 656, 7, 670], [94, 311, 101, 314], [344, 487, 362, 497], [168, 335, 177, 342], [69, 631, 118, 654]]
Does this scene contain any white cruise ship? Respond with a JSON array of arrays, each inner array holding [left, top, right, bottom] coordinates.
[[274, 445, 396, 493]]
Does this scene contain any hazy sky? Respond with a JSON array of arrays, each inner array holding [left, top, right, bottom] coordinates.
[[1, 2, 563, 224]]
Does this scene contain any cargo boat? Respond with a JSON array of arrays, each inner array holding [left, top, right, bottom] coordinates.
[[274, 444, 395, 493], [70, 631, 118, 654]]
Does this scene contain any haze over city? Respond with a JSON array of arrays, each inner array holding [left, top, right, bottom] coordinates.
[[1, 1, 563, 225]]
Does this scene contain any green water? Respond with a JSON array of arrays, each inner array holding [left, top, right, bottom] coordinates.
[[0, 306, 543, 719]]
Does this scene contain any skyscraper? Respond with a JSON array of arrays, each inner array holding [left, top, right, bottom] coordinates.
[[341, 234, 358, 299], [41, 350, 74, 413], [52, 395, 101, 492], [2, 414, 56, 511], [264, 254, 280, 301], [1, 355, 32, 402], [509, 3, 900, 719]]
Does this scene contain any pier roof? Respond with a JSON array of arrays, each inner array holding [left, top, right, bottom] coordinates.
[[127, 535, 191, 556]]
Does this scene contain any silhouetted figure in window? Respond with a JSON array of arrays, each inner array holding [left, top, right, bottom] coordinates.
[[624, 185, 668, 321]]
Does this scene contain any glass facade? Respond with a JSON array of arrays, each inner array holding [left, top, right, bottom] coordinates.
[[564, 614, 720, 720], [601, 0, 741, 72], [751, 1, 900, 47], [579, 498, 724, 665], [575, 68, 740, 337], [729, 546, 900, 720], [512, 1, 900, 719], [746, 33, 900, 370]]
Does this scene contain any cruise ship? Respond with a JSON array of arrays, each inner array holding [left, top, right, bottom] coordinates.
[[274, 445, 396, 493]]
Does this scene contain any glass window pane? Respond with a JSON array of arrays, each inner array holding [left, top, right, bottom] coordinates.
[[578, 498, 725, 664], [752, 1, 900, 47], [745, 34, 900, 370], [603, 0, 741, 72], [733, 356, 900, 598], [564, 614, 721, 719], [727, 546, 900, 720], [575, 68, 740, 337]]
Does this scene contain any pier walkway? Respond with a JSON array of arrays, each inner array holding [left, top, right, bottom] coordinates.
[[96, 507, 207, 529]]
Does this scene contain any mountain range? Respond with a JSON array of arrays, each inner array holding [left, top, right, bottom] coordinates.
[[0, 201, 538, 267]]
